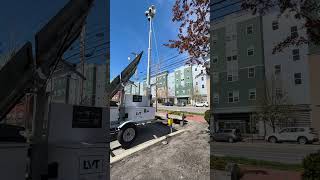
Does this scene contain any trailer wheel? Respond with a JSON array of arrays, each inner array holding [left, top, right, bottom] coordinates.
[[117, 123, 137, 149]]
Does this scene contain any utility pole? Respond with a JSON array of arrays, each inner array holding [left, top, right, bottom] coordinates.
[[145, 5, 156, 97], [80, 24, 86, 104]]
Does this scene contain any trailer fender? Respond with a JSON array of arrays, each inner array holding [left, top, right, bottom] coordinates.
[[118, 121, 136, 129]]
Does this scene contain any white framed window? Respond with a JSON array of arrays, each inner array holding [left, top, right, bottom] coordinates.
[[247, 47, 254, 56], [228, 91, 234, 103], [195, 68, 197, 71], [202, 84, 205, 89], [213, 94, 219, 104], [248, 67, 255, 78], [234, 91, 239, 102], [291, 26, 298, 38], [196, 82, 198, 85], [292, 49, 300, 61], [274, 64, 281, 75], [201, 77, 204, 81], [249, 89, 256, 100], [272, 21, 279, 30], [228, 90, 239, 103], [294, 73, 302, 85], [227, 74, 233, 82], [232, 55, 238, 61], [246, 24, 253, 35]]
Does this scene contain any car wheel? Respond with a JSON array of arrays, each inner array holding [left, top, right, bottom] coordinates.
[[268, 136, 277, 143], [298, 137, 308, 145], [117, 124, 137, 149], [228, 137, 234, 143]]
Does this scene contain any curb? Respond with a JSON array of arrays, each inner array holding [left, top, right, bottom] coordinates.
[[110, 129, 186, 164]]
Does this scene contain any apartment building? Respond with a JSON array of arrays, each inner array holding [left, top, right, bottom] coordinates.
[[167, 71, 176, 103], [192, 62, 209, 104], [211, 12, 266, 133], [263, 11, 320, 131], [175, 65, 193, 104], [49, 63, 107, 107]]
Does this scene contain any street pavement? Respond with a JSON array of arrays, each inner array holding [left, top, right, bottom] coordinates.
[[157, 104, 209, 114], [212, 141, 320, 164]]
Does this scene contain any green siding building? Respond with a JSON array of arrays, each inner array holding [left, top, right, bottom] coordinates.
[[175, 65, 193, 104], [211, 13, 266, 133]]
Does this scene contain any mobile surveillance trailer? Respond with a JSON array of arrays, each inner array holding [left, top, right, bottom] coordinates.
[[110, 94, 155, 148], [109, 52, 156, 148]]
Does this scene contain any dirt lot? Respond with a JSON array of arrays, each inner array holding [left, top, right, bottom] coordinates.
[[110, 120, 210, 180]]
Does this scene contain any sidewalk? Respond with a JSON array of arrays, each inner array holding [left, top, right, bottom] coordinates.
[[156, 111, 206, 123], [240, 166, 302, 180]]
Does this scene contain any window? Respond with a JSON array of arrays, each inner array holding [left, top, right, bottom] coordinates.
[[201, 70, 203, 74], [232, 55, 238, 61], [227, 56, 232, 61], [246, 24, 253, 35], [291, 26, 298, 38], [133, 95, 142, 102], [292, 49, 300, 61], [247, 48, 254, 56], [294, 73, 302, 85], [274, 65, 281, 75], [201, 77, 204, 81], [228, 91, 239, 103], [272, 21, 279, 30], [227, 74, 233, 82], [212, 57, 218, 64], [195, 68, 197, 71], [234, 91, 239, 102], [202, 84, 205, 89], [248, 67, 255, 78], [213, 94, 219, 104], [196, 82, 198, 85], [228, 92, 234, 103], [276, 88, 282, 98], [249, 89, 256, 100]]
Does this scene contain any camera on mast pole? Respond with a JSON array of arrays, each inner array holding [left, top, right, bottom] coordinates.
[[145, 5, 156, 21]]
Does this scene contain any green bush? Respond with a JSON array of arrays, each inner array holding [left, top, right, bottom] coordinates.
[[211, 156, 227, 170], [204, 110, 210, 124], [302, 150, 320, 180]]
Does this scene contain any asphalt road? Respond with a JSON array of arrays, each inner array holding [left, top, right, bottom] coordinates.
[[157, 104, 209, 114], [212, 142, 320, 164]]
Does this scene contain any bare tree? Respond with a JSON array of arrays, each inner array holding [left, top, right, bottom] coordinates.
[[164, 0, 210, 66], [252, 76, 293, 136]]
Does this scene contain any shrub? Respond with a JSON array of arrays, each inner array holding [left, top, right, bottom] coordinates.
[[302, 150, 320, 180], [211, 156, 227, 170], [204, 110, 210, 124]]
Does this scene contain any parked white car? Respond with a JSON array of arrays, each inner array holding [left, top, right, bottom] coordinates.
[[195, 102, 209, 107], [266, 127, 319, 144]]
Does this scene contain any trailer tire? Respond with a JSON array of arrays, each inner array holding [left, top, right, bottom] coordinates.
[[117, 123, 137, 149]]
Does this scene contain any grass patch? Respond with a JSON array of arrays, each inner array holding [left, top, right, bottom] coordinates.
[[211, 155, 303, 171], [158, 109, 204, 116]]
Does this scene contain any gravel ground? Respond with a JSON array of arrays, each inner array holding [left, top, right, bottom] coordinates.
[[110, 121, 210, 180]]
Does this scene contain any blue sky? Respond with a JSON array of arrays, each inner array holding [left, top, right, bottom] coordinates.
[[110, 0, 183, 80], [0, 0, 107, 64], [0, 0, 184, 81]]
